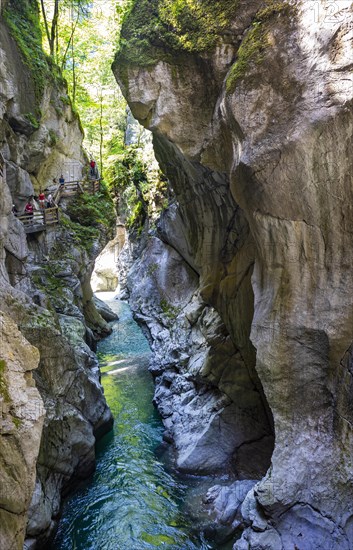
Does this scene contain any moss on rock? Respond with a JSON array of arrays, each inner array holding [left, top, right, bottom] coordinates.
[[67, 184, 116, 233], [116, 0, 239, 69], [59, 216, 101, 255], [0, 359, 10, 402], [3, 0, 67, 118], [226, 1, 297, 94], [3, 0, 49, 115]]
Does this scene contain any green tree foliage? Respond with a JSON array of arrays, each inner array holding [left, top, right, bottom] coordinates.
[[106, 143, 168, 232], [38, 1, 127, 178], [38, 1, 168, 227], [39, 0, 90, 61]]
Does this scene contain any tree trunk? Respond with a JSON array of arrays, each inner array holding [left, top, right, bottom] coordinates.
[[49, 0, 60, 58], [61, 14, 79, 70], [40, 0, 51, 51], [99, 89, 104, 178], [71, 20, 76, 104]]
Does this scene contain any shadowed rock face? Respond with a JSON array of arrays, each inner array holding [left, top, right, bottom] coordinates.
[[125, 235, 274, 476], [114, 0, 353, 547]]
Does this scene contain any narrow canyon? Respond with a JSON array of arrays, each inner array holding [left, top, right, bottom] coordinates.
[[1, 1, 352, 549]]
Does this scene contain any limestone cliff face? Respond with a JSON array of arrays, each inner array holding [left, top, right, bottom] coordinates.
[[114, 0, 353, 548], [123, 220, 274, 479], [91, 223, 125, 292], [0, 313, 44, 550], [0, 2, 114, 547]]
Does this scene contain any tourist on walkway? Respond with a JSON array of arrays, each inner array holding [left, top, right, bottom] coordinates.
[[38, 189, 46, 209], [46, 190, 55, 208], [59, 174, 65, 188], [24, 200, 34, 222], [90, 159, 96, 177]]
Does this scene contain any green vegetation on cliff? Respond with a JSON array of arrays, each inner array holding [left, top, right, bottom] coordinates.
[[67, 184, 116, 233], [116, 0, 297, 97], [107, 144, 168, 233], [4, 0, 124, 181], [116, 0, 239, 67], [226, 1, 296, 93], [61, 216, 101, 254], [0, 359, 10, 402], [56, 182, 116, 252], [3, 0, 60, 116]]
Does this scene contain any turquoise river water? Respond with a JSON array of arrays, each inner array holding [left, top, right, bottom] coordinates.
[[53, 295, 233, 550]]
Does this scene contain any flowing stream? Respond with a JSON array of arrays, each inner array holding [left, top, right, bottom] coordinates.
[[53, 294, 229, 550]]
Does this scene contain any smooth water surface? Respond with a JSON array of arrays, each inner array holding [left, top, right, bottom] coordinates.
[[53, 295, 212, 550]]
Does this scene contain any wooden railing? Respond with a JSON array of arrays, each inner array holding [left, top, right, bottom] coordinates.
[[54, 179, 98, 203], [61, 181, 82, 196], [53, 180, 82, 203], [83, 179, 100, 195], [17, 176, 100, 234], [17, 207, 59, 233], [43, 206, 60, 225]]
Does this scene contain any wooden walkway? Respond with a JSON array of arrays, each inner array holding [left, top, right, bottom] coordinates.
[[17, 207, 60, 234], [16, 177, 101, 234], [54, 178, 100, 203], [84, 178, 100, 195], [1, 143, 102, 234]]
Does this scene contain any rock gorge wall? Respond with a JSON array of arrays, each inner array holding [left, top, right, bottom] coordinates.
[[114, 1, 353, 548], [0, 2, 114, 548], [0, 312, 44, 550]]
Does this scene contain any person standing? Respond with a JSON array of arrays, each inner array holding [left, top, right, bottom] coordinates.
[[24, 199, 34, 222], [59, 174, 65, 188], [45, 189, 55, 208], [46, 191, 55, 208], [90, 159, 96, 177], [38, 189, 46, 209]]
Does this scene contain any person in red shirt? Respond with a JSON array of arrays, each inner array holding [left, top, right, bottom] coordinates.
[[38, 190, 46, 209], [90, 159, 96, 177], [24, 200, 34, 222]]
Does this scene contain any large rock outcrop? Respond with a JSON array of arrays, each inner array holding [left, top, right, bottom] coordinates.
[[114, 0, 353, 547], [91, 224, 125, 292], [0, 312, 44, 550], [125, 233, 273, 477]]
